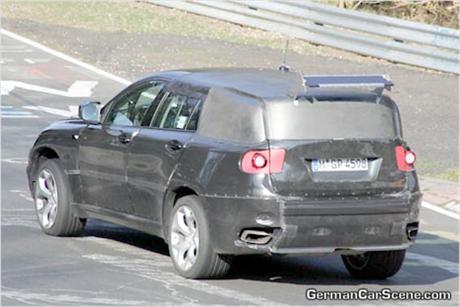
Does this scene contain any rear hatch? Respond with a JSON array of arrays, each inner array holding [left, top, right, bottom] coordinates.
[[265, 93, 407, 197]]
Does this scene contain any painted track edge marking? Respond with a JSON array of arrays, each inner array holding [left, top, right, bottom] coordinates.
[[1, 29, 131, 86], [422, 201, 459, 220]]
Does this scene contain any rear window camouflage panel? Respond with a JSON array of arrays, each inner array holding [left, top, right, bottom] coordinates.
[[265, 99, 399, 140], [197, 88, 266, 144]]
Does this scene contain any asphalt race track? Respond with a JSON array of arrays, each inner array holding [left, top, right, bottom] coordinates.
[[1, 30, 459, 306]]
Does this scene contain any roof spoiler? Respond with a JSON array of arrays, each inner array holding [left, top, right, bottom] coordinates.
[[303, 75, 393, 94]]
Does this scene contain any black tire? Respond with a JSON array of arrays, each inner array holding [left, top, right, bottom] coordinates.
[[342, 250, 406, 279], [34, 158, 86, 236], [168, 195, 232, 279]]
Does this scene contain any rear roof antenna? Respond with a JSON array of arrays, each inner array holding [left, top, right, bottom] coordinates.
[[278, 38, 291, 72]]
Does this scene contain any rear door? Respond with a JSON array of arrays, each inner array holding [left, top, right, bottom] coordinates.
[[265, 97, 406, 197], [127, 87, 203, 222], [78, 80, 165, 213]]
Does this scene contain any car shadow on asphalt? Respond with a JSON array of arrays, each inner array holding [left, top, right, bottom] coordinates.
[[81, 220, 458, 286], [82, 219, 170, 256]]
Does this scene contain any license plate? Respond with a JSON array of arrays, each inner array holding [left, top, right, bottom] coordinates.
[[311, 158, 368, 172]]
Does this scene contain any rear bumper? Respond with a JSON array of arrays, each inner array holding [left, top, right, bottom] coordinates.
[[201, 191, 422, 255]]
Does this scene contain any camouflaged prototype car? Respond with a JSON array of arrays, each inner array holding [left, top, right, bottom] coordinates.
[[27, 68, 422, 279]]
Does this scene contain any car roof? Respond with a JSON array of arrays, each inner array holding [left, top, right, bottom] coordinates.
[[141, 68, 398, 143], [147, 68, 392, 102], [149, 68, 306, 99]]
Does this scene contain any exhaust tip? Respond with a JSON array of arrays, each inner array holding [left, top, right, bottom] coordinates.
[[406, 222, 419, 241], [240, 229, 273, 245]]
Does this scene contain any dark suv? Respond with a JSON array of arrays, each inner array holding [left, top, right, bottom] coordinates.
[[27, 68, 422, 279]]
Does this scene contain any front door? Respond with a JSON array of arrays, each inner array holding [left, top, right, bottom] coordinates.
[[78, 80, 166, 213]]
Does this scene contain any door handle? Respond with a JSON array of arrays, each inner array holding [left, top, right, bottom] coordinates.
[[166, 140, 183, 152], [118, 133, 131, 144]]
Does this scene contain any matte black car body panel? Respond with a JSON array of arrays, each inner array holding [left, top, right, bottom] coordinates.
[[27, 68, 421, 256], [126, 128, 194, 222], [78, 124, 140, 213], [27, 119, 87, 198], [172, 136, 272, 197], [199, 190, 421, 255], [268, 139, 408, 197]]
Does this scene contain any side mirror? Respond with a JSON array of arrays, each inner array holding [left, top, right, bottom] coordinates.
[[78, 101, 101, 123]]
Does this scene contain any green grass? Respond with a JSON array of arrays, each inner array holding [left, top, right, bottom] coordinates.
[[432, 168, 459, 182], [2, 1, 289, 48], [416, 160, 459, 182], [4, 1, 201, 33]]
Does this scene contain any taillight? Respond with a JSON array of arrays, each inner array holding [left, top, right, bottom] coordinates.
[[395, 145, 416, 171], [241, 149, 286, 174]]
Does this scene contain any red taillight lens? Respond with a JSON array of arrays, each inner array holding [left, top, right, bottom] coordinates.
[[395, 145, 416, 171], [241, 149, 286, 174], [269, 148, 286, 173]]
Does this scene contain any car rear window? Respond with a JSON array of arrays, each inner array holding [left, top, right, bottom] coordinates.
[[265, 99, 399, 140]]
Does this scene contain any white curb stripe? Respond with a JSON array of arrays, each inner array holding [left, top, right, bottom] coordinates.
[[1, 115, 39, 119], [1, 29, 131, 86], [23, 106, 73, 117], [406, 252, 459, 275], [422, 201, 459, 220]]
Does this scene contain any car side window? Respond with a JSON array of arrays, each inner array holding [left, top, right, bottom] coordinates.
[[185, 98, 201, 131], [151, 93, 201, 130], [104, 81, 164, 127]]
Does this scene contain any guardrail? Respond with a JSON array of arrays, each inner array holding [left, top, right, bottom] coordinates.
[[148, 0, 459, 74]]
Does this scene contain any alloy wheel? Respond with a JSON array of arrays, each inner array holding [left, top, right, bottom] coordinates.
[[35, 169, 58, 229], [170, 205, 199, 271]]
